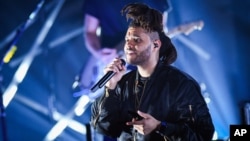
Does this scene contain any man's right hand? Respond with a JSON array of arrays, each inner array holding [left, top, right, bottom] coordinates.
[[104, 58, 126, 89]]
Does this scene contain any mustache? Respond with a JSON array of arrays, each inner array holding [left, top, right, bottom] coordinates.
[[125, 47, 137, 52]]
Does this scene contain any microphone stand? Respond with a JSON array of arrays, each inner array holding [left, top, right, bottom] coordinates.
[[0, 1, 45, 140]]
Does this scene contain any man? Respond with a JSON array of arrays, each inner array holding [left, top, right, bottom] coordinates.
[[76, 1, 171, 141], [90, 3, 215, 141]]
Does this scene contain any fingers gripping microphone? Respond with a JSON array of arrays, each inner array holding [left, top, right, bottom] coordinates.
[[90, 59, 126, 93]]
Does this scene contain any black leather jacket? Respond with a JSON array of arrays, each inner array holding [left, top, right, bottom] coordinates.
[[91, 63, 215, 141]]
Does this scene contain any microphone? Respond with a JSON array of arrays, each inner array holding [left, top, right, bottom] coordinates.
[[90, 59, 126, 92]]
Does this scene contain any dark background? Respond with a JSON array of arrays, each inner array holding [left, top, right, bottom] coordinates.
[[0, 0, 249, 140]]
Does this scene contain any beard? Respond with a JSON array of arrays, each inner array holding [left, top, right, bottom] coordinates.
[[125, 44, 151, 65]]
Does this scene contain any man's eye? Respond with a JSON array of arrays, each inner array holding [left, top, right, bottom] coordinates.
[[134, 38, 140, 43]]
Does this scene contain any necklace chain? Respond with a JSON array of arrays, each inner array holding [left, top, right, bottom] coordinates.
[[134, 78, 148, 110]]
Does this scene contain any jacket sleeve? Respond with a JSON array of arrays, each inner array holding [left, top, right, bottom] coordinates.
[[157, 79, 215, 141], [90, 87, 126, 138]]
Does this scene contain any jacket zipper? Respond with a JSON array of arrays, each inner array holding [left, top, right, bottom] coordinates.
[[189, 104, 195, 122]]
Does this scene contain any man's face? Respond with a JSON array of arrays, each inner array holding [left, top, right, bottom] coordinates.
[[124, 27, 153, 65]]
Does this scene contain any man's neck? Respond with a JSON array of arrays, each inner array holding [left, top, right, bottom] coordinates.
[[137, 61, 158, 78]]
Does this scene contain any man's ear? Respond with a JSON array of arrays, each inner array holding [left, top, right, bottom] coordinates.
[[154, 43, 158, 48], [153, 40, 161, 48]]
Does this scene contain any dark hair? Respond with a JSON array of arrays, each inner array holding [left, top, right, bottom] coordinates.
[[159, 32, 177, 65], [121, 3, 177, 65], [121, 3, 163, 33]]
